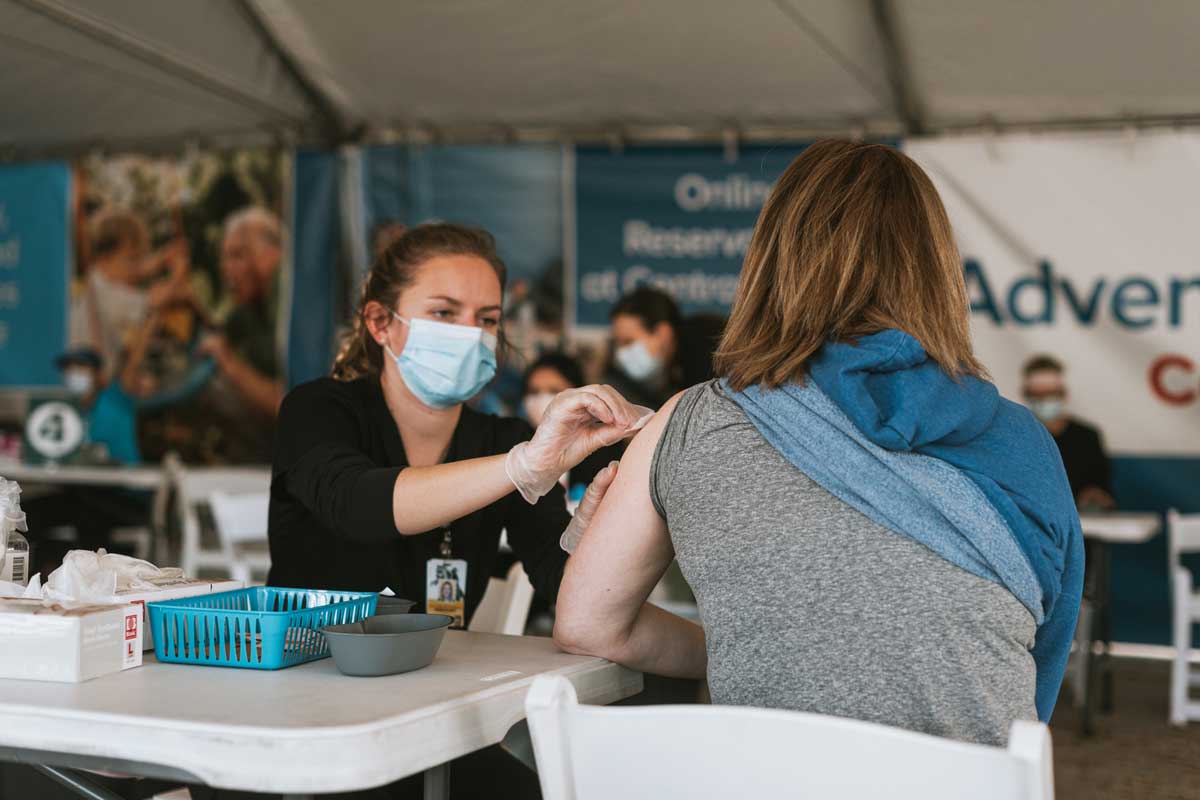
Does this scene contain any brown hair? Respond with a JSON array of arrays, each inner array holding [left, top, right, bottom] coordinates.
[[331, 222, 508, 381], [90, 209, 149, 259], [714, 139, 985, 390]]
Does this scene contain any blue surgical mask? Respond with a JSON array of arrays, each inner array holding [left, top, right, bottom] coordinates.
[[386, 315, 498, 409], [1029, 398, 1064, 424], [615, 340, 662, 383]]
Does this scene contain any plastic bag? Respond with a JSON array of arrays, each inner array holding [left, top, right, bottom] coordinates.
[[42, 549, 186, 608], [0, 477, 28, 578], [0, 572, 40, 600]]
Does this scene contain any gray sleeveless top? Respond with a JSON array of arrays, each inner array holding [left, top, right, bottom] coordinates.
[[650, 380, 1037, 745]]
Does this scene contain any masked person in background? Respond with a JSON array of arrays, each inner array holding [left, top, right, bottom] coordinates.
[[606, 287, 724, 409], [1022, 355, 1115, 511], [522, 352, 623, 490], [23, 325, 166, 571], [268, 224, 644, 632]]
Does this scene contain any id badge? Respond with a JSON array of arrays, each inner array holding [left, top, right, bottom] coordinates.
[[427, 558, 468, 628]]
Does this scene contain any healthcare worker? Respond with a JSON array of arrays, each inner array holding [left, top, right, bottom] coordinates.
[[267, 223, 641, 625], [606, 286, 725, 409]]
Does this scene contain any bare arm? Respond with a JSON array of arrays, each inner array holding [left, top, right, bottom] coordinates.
[[219, 348, 286, 417], [202, 334, 285, 418], [553, 392, 707, 679], [118, 310, 160, 397], [282, 384, 645, 541], [391, 454, 514, 534]]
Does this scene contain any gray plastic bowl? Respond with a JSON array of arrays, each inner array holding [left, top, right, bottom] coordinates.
[[322, 614, 452, 677], [374, 595, 417, 616]]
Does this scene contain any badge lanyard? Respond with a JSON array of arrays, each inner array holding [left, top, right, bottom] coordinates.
[[427, 527, 467, 629]]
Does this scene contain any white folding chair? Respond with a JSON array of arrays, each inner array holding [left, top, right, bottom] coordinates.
[[468, 561, 534, 636], [208, 489, 271, 584], [168, 455, 272, 582], [526, 675, 1054, 800], [1168, 509, 1200, 725]]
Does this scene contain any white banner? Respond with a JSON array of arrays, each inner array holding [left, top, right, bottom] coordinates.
[[904, 131, 1200, 456]]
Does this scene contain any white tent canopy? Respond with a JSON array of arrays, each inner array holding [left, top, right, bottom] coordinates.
[[3, 0, 1199, 153]]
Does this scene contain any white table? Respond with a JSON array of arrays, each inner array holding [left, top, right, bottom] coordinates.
[[0, 630, 642, 798], [0, 461, 164, 491], [1080, 511, 1161, 544]]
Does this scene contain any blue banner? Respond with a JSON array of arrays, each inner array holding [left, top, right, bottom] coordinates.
[[289, 149, 340, 387], [0, 162, 70, 387], [572, 144, 808, 327], [363, 144, 562, 285]]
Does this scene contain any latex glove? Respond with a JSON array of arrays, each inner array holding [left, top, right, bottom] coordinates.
[[561, 461, 619, 553], [506, 385, 650, 504]]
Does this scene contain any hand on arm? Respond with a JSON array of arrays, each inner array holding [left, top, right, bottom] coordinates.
[[506, 385, 650, 503], [553, 392, 706, 679], [199, 333, 285, 417], [393, 385, 641, 535]]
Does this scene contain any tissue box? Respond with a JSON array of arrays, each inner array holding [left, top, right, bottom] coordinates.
[[0, 599, 142, 682], [118, 577, 243, 651]]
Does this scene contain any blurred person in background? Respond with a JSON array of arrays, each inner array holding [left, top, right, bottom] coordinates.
[[200, 206, 289, 441], [1022, 355, 1114, 512], [606, 286, 724, 408], [23, 329, 167, 572], [70, 209, 190, 380]]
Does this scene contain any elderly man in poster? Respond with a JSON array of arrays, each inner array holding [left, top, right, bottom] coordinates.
[[198, 207, 286, 421]]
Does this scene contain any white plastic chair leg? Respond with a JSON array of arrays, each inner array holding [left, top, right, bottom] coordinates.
[[1171, 567, 1192, 726]]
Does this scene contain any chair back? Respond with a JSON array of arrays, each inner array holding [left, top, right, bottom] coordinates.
[[468, 561, 534, 636], [525, 676, 1054, 800], [1168, 509, 1200, 571], [209, 490, 271, 545], [167, 454, 271, 578]]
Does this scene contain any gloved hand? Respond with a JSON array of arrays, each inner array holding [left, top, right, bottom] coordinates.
[[506, 385, 651, 504], [560, 461, 619, 553]]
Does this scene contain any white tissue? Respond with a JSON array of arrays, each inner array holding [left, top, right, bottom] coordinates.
[[0, 573, 40, 600], [41, 549, 186, 608], [380, 586, 396, 596]]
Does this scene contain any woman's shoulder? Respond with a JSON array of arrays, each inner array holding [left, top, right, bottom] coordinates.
[[280, 376, 375, 419]]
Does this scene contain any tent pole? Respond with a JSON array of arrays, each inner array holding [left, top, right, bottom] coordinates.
[[768, 0, 893, 115], [235, 0, 349, 145], [868, 0, 927, 136]]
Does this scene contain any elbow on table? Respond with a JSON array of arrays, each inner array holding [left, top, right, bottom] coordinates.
[[552, 612, 625, 662]]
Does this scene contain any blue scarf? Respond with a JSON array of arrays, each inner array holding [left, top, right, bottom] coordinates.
[[727, 330, 1083, 721]]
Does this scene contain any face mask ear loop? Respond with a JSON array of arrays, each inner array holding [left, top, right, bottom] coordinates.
[[380, 311, 408, 350]]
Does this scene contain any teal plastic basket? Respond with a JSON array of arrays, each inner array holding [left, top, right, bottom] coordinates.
[[147, 587, 378, 670]]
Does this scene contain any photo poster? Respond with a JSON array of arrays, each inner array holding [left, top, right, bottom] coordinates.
[[71, 149, 286, 464], [570, 144, 809, 330], [0, 161, 71, 388], [905, 131, 1200, 645]]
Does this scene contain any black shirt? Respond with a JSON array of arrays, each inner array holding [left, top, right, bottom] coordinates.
[[1051, 418, 1112, 500], [267, 377, 570, 622]]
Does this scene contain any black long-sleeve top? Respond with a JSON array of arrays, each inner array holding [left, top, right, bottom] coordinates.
[[1051, 418, 1113, 501], [267, 376, 570, 622]]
